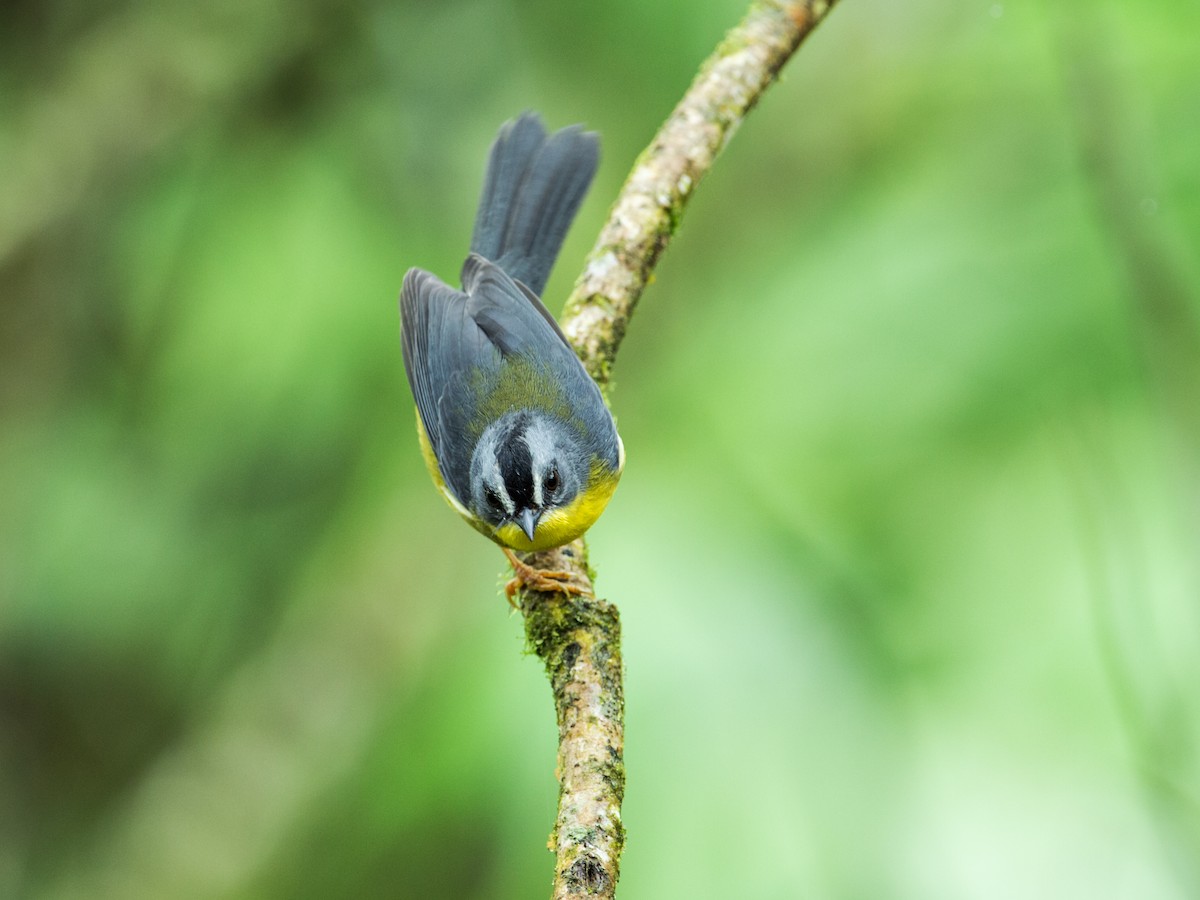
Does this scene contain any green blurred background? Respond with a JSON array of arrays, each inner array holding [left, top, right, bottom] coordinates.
[[2, 0, 1199, 897]]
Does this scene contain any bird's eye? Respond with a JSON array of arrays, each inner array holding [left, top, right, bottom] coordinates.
[[545, 467, 560, 494], [484, 486, 504, 511]]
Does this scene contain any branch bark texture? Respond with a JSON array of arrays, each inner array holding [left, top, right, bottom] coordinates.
[[518, 2, 840, 897]]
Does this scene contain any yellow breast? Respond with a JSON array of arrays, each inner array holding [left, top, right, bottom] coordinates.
[[493, 460, 621, 551]]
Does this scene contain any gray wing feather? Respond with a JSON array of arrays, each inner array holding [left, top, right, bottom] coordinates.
[[461, 253, 573, 353], [401, 267, 499, 503]]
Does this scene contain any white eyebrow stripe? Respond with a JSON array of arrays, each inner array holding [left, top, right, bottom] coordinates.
[[522, 418, 559, 508], [529, 447, 544, 508], [482, 453, 515, 516]]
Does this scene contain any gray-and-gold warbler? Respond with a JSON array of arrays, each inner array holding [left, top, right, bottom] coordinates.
[[399, 113, 624, 595]]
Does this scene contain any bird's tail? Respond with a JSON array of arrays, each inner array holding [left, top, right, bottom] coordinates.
[[467, 112, 599, 298]]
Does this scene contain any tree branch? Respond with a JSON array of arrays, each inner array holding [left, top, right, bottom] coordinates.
[[515, 2, 841, 897], [561, 0, 840, 387]]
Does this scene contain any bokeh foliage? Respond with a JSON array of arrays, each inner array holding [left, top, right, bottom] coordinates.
[[2, 0, 1199, 897]]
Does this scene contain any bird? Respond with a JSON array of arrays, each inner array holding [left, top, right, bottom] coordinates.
[[399, 112, 624, 600]]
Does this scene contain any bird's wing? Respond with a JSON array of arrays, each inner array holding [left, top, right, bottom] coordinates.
[[400, 267, 500, 504], [461, 253, 575, 354]]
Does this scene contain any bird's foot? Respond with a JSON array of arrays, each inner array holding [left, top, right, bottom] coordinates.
[[503, 547, 592, 605]]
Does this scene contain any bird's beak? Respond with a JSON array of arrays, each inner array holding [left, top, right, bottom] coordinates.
[[517, 507, 539, 543]]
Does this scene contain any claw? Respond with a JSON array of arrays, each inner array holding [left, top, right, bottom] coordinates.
[[503, 548, 592, 604]]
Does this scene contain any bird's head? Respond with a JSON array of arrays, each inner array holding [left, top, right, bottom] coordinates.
[[469, 409, 592, 551]]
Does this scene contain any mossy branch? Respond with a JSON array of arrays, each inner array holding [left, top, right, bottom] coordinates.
[[514, 2, 841, 897]]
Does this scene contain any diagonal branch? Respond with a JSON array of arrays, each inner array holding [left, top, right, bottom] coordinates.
[[515, 2, 841, 898], [561, 0, 840, 387]]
